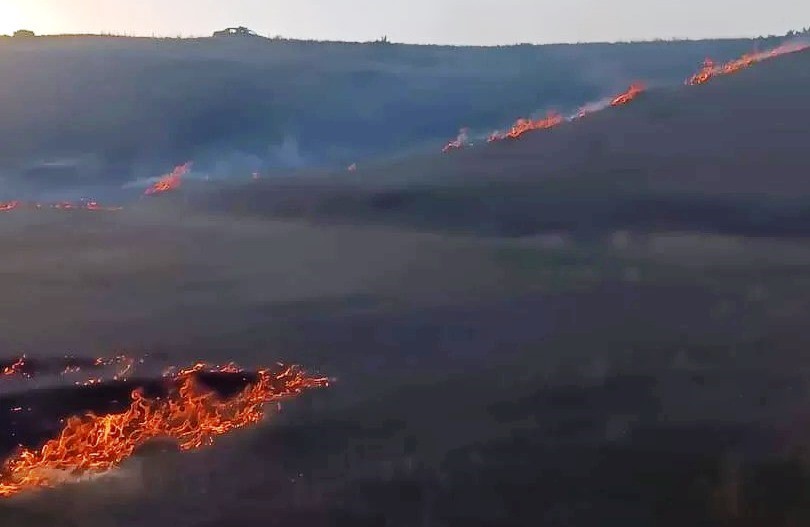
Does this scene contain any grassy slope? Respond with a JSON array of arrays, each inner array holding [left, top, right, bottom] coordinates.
[[200, 48, 810, 238], [0, 34, 784, 189]]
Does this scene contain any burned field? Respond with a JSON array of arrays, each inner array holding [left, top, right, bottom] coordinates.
[[0, 41, 808, 526]]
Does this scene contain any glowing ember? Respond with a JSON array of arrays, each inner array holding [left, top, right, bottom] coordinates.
[[442, 128, 470, 153], [144, 162, 192, 196], [0, 201, 122, 213], [81, 201, 123, 212], [610, 82, 646, 107], [2, 356, 28, 378], [166, 362, 244, 377], [2, 354, 141, 382], [488, 112, 564, 142], [94, 355, 137, 380], [0, 201, 20, 213], [0, 363, 328, 497], [687, 42, 810, 85]]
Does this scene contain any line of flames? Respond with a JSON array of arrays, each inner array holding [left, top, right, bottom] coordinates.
[[0, 363, 328, 498], [444, 41, 809, 153], [686, 41, 810, 86], [443, 82, 646, 152]]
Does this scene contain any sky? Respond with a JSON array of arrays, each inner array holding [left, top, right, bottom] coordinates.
[[1, 0, 807, 45]]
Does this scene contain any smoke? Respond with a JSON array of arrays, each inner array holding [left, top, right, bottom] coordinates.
[[569, 97, 613, 120]]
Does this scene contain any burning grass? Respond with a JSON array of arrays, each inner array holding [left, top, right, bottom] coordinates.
[[609, 82, 646, 107], [451, 82, 646, 149], [686, 42, 810, 85], [144, 162, 192, 196], [0, 362, 328, 498], [487, 112, 565, 143]]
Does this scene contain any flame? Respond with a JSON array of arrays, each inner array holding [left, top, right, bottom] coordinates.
[[488, 112, 564, 142], [2, 356, 28, 377], [687, 42, 810, 85], [144, 162, 192, 196], [0, 201, 20, 213], [0, 363, 328, 498], [442, 128, 470, 153], [610, 82, 646, 107]]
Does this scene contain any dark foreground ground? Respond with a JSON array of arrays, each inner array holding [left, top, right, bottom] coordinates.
[[0, 204, 809, 526]]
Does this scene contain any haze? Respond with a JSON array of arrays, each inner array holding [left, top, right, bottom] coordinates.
[[1, 0, 807, 44]]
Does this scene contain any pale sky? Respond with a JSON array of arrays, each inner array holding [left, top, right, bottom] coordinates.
[[1, 0, 807, 45]]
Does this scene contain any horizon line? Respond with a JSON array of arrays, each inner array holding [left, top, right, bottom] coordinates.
[[0, 28, 805, 48]]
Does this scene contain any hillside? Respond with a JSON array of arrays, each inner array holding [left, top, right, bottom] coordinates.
[[197, 46, 810, 238], [1, 34, 810, 527], [0, 34, 791, 197]]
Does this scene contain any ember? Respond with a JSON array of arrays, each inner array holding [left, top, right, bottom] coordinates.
[[2, 356, 28, 378], [0, 201, 122, 213], [144, 162, 192, 196], [1, 354, 141, 381], [0, 363, 328, 497]]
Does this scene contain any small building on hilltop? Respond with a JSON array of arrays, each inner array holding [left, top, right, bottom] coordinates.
[[213, 27, 260, 38]]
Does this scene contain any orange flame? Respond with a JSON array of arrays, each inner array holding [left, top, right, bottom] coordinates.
[[0, 364, 328, 498], [2, 356, 28, 377], [687, 42, 810, 85], [144, 162, 192, 196], [610, 82, 646, 107], [488, 112, 564, 142]]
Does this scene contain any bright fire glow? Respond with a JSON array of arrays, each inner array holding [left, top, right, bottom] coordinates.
[[610, 82, 646, 107], [0, 363, 328, 498], [2, 356, 27, 377], [488, 112, 564, 142], [687, 42, 810, 85], [144, 162, 192, 196]]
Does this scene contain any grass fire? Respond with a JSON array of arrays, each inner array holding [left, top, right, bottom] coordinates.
[[144, 162, 193, 196], [0, 363, 328, 498]]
